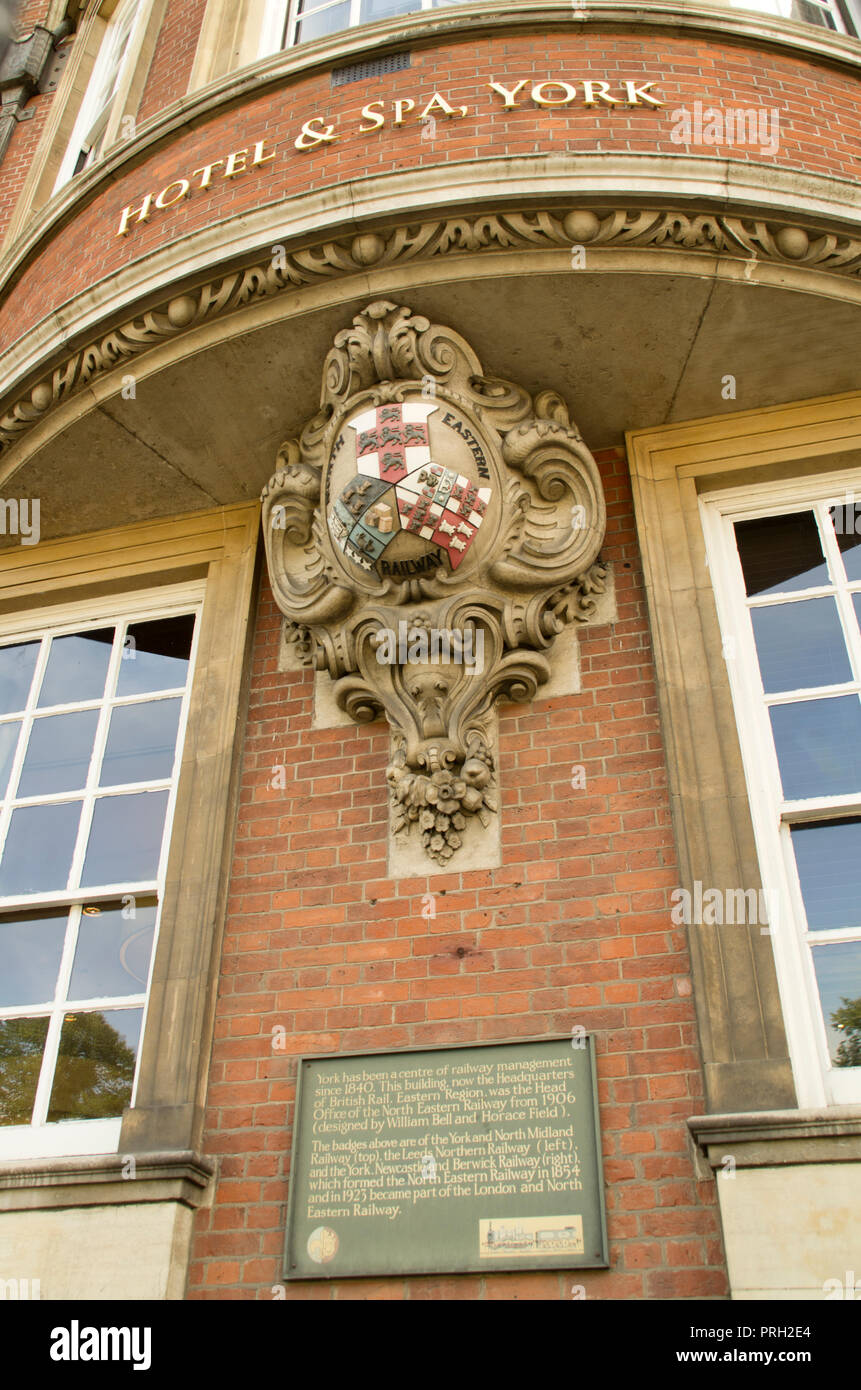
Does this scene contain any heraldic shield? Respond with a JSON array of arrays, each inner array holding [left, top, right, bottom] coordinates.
[[262, 302, 607, 867]]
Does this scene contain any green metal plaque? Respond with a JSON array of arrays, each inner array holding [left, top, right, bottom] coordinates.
[[284, 1036, 608, 1279]]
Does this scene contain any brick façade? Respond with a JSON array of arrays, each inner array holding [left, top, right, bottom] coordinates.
[[185, 446, 729, 1301]]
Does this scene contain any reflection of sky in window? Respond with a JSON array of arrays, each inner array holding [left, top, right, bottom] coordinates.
[[80, 791, 168, 887], [37, 630, 114, 708], [0, 801, 82, 896], [791, 820, 861, 930], [18, 710, 99, 798], [100, 700, 181, 786], [0, 909, 66, 1007], [769, 696, 861, 799], [0, 721, 20, 797], [0, 642, 39, 715], [751, 599, 850, 693], [811, 942, 861, 1065], [69, 900, 157, 999]]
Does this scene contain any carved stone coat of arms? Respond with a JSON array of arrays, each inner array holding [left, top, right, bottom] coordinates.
[[262, 301, 607, 867]]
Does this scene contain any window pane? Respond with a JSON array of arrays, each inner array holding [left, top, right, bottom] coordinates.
[[361, 0, 421, 18], [80, 791, 169, 887], [115, 615, 194, 697], [99, 698, 181, 787], [37, 629, 114, 708], [0, 642, 39, 715], [790, 0, 838, 27], [46, 1007, 141, 1121], [751, 599, 851, 694], [296, 2, 350, 41], [790, 819, 861, 931], [735, 512, 829, 596], [769, 696, 861, 799], [830, 503, 861, 582], [811, 942, 861, 1066], [0, 1016, 50, 1126], [17, 709, 99, 798], [0, 801, 82, 896], [69, 899, 157, 1000], [855, 594, 861, 635], [0, 721, 20, 798], [0, 908, 67, 1006]]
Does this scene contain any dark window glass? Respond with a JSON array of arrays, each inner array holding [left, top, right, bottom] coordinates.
[[0, 721, 20, 798], [0, 642, 39, 715], [46, 1008, 141, 1121], [37, 629, 114, 708], [0, 801, 82, 896], [80, 791, 169, 887], [751, 599, 851, 694], [769, 696, 861, 800], [69, 899, 157, 999], [0, 1016, 50, 1125], [0, 908, 67, 1007], [811, 942, 861, 1066], [790, 0, 837, 28], [100, 699, 181, 787], [17, 709, 99, 798], [735, 512, 829, 596], [830, 504, 861, 582], [791, 819, 861, 931], [854, 593, 861, 635], [115, 615, 194, 698]]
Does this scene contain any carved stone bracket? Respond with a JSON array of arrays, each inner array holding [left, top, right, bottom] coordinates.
[[262, 301, 607, 865]]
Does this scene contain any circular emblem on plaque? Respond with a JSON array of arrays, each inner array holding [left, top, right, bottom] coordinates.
[[306, 1226, 339, 1264], [326, 396, 494, 581]]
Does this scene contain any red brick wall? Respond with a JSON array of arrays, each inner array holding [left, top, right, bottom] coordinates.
[[14, 0, 52, 30], [2, 26, 860, 351], [136, 0, 207, 123], [185, 446, 728, 1301]]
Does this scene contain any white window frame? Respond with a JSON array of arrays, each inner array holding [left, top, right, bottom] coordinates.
[[731, 0, 852, 35], [258, 0, 442, 57], [701, 467, 861, 1108], [0, 579, 204, 1161], [53, 0, 150, 194]]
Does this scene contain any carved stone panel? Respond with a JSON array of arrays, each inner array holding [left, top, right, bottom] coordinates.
[[262, 301, 607, 866]]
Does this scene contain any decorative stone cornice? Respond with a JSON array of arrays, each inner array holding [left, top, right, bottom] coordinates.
[[2, 202, 860, 457], [689, 1107, 861, 1167], [3, 0, 860, 274]]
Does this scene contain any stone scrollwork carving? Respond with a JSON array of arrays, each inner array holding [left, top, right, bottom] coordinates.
[[263, 300, 608, 863]]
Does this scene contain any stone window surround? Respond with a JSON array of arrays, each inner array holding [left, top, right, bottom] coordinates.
[[0, 501, 259, 1211], [626, 390, 861, 1130], [2, 0, 169, 253]]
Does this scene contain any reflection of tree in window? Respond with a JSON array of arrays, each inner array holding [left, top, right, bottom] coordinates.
[[832, 997, 861, 1068], [47, 1011, 138, 1121], [0, 1017, 49, 1126]]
